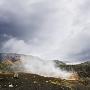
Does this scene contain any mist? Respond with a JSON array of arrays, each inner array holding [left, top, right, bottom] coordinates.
[[19, 55, 73, 79]]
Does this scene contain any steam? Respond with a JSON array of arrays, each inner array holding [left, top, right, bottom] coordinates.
[[20, 55, 72, 79]]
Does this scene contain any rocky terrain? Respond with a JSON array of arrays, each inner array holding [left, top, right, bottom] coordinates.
[[0, 72, 89, 90], [0, 53, 89, 90]]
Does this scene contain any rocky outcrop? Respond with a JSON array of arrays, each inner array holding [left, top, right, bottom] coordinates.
[[0, 53, 21, 62]]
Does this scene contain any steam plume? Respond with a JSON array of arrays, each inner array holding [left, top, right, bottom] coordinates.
[[20, 55, 73, 79]]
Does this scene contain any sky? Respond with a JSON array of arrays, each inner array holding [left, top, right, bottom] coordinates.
[[0, 0, 90, 63]]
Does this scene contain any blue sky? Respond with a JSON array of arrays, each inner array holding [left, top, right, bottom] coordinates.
[[0, 0, 90, 63]]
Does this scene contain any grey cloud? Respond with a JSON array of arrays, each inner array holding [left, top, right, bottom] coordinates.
[[0, 0, 51, 40], [0, 0, 90, 63]]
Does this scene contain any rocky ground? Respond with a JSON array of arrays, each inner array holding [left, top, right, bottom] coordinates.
[[0, 73, 89, 90]]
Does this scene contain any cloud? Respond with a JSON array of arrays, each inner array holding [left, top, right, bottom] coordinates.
[[0, 0, 90, 62]]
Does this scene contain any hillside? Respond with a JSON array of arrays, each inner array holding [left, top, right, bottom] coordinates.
[[55, 61, 90, 78]]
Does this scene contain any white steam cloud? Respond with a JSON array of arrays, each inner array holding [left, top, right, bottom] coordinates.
[[20, 55, 72, 79]]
